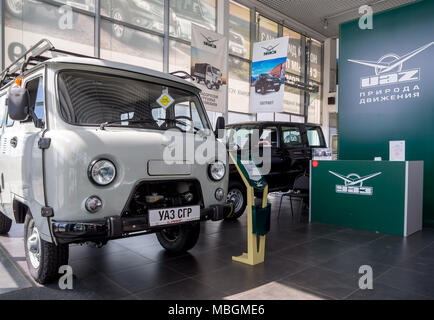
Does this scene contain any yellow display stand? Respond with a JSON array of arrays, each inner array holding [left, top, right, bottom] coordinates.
[[229, 153, 269, 266]]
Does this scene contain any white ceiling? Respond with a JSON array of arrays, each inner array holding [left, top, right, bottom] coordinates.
[[257, 0, 418, 38]]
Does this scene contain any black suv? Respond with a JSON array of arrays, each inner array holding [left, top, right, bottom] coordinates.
[[255, 74, 282, 95], [225, 122, 326, 219]]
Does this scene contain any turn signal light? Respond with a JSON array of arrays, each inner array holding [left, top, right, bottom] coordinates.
[[15, 78, 22, 87]]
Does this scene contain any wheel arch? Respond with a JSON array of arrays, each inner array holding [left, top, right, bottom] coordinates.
[[13, 199, 29, 224]]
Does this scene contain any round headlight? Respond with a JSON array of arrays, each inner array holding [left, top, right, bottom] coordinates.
[[88, 159, 116, 186], [208, 161, 226, 181]]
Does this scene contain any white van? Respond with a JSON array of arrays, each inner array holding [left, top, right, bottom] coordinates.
[[0, 40, 231, 284]]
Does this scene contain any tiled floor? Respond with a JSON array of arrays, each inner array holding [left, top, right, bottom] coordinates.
[[1, 194, 434, 300]]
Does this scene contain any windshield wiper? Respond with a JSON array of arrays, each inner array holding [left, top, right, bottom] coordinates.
[[99, 119, 156, 130]]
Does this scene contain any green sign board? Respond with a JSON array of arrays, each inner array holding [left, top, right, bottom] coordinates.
[[338, 0, 434, 226], [311, 161, 406, 235], [230, 152, 267, 191]]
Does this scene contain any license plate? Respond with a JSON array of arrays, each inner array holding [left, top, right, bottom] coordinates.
[[148, 205, 200, 227]]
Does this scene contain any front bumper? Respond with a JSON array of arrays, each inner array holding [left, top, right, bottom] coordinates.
[[52, 204, 232, 244]]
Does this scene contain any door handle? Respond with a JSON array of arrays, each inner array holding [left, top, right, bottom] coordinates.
[[10, 137, 17, 148]]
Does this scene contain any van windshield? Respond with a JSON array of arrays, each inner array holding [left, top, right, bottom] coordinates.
[[58, 71, 210, 132]]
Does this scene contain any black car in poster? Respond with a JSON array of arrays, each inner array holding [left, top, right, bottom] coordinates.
[[255, 73, 282, 95], [225, 122, 327, 219]]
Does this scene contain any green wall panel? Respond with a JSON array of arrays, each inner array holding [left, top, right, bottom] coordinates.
[[338, 0, 434, 226]]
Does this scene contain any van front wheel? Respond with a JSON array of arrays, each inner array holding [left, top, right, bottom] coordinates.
[[156, 223, 200, 253], [24, 213, 69, 284], [225, 180, 247, 220], [0, 212, 12, 234]]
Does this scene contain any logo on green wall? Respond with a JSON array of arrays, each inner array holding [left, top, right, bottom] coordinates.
[[348, 42, 433, 89], [329, 171, 382, 196]]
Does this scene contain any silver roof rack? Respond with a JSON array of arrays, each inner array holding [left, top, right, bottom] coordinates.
[[0, 39, 95, 87]]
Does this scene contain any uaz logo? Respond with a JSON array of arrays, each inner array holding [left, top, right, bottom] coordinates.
[[262, 44, 279, 56], [329, 171, 382, 196], [202, 33, 217, 49], [348, 42, 433, 89]]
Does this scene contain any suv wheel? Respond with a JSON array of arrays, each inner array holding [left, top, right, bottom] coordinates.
[[156, 223, 200, 253], [206, 81, 213, 90], [225, 180, 247, 220], [274, 86, 280, 92], [24, 213, 69, 284], [0, 212, 12, 234]]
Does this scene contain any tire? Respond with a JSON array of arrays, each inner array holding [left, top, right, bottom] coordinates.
[[215, 84, 220, 90], [0, 212, 12, 235], [261, 86, 266, 95], [206, 81, 213, 90], [5, 0, 23, 18], [275, 86, 280, 92], [255, 85, 260, 93], [156, 223, 200, 253], [225, 180, 247, 220], [111, 7, 132, 42], [24, 213, 69, 284]]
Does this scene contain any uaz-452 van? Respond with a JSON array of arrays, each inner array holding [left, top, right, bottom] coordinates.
[[0, 40, 231, 284]]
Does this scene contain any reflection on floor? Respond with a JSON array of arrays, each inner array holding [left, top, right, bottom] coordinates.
[[1, 194, 434, 300]]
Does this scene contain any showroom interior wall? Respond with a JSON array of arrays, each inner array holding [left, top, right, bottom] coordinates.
[[0, 0, 328, 127], [339, 0, 434, 226]]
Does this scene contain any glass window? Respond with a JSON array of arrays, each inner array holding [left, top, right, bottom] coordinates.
[[101, 20, 163, 71], [56, 0, 96, 12], [229, 125, 259, 149], [4, 0, 94, 66], [228, 56, 250, 113], [257, 15, 278, 41], [169, 40, 191, 73], [170, 0, 216, 41], [260, 127, 278, 147], [283, 73, 303, 115], [308, 39, 322, 83], [58, 71, 210, 132], [26, 77, 45, 124], [283, 27, 302, 76], [306, 126, 325, 147], [101, 0, 164, 34], [256, 113, 273, 121], [275, 113, 290, 122], [229, 1, 250, 60], [228, 112, 255, 124], [307, 82, 321, 124], [281, 126, 302, 145]]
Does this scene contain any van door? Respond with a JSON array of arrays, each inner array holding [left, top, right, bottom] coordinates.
[[1, 74, 47, 218], [259, 125, 283, 190], [280, 125, 308, 188]]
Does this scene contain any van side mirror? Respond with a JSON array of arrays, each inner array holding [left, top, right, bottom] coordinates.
[[8, 87, 30, 121], [214, 116, 225, 138]]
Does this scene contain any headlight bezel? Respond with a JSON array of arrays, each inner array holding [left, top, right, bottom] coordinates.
[[88, 159, 117, 186], [208, 161, 226, 182]]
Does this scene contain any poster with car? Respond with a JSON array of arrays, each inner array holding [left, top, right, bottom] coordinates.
[[250, 36, 289, 113], [191, 24, 228, 113]]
